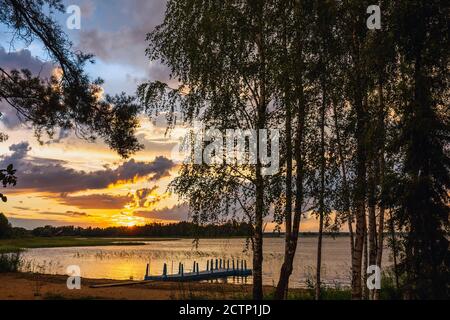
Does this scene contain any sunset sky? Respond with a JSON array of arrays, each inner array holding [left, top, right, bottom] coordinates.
[[0, 0, 318, 231]]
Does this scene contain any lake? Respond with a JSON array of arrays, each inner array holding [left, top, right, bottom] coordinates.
[[20, 236, 391, 288]]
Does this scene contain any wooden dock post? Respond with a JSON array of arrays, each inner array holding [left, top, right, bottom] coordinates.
[[144, 259, 252, 282]]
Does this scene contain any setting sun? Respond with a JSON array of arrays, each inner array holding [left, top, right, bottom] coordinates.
[[111, 214, 146, 227]]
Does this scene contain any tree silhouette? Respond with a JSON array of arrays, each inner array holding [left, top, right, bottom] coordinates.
[[0, 213, 12, 239], [0, 0, 143, 201]]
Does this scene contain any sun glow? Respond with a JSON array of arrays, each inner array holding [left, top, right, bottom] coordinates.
[[111, 213, 146, 227]]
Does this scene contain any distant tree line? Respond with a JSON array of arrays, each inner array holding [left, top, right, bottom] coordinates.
[[0, 212, 351, 239], [28, 220, 252, 238]]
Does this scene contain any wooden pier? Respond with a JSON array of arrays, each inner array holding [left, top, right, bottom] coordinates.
[[144, 259, 252, 281]]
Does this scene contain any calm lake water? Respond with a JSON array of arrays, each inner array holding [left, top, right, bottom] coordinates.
[[20, 237, 391, 288]]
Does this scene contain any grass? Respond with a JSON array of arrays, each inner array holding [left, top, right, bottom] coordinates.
[[0, 251, 22, 272], [256, 288, 351, 300], [0, 236, 176, 253], [191, 279, 353, 300], [43, 293, 105, 300]]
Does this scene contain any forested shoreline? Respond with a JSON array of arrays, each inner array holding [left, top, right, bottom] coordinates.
[[1, 216, 353, 238]]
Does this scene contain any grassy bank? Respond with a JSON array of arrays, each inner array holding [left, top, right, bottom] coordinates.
[[0, 237, 179, 253]]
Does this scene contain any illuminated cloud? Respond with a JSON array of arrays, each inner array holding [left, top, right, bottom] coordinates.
[[134, 186, 159, 207], [0, 141, 175, 193], [56, 193, 133, 210], [133, 204, 189, 221]]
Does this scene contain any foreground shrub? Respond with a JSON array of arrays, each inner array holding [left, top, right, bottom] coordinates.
[[0, 251, 22, 272]]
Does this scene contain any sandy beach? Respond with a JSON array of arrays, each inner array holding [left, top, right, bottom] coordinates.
[[0, 272, 280, 300]]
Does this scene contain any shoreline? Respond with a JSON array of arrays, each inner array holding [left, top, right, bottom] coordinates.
[[0, 272, 283, 300], [0, 235, 350, 253], [0, 272, 353, 300], [0, 237, 181, 253]]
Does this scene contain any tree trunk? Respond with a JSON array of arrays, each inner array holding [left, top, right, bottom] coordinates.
[[274, 81, 305, 298], [252, 6, 266, 299], [367, 160, 378, 299], [253, 186, 264, 300], [368, 162, 377, 267], [275, 13, 293, 300], [388, 211, 400, 291], [351, 90, 367, 300], [363, 217, 369, 299], [332, 100, 354, 261], [274, 0, 305, 299], [315, 81, 327, 300], [374, 79, 386, 300], [316, 214, 324, 300], [350, 31, 367, 298], [374, 194, 384, 300], [253, 99, 265, 299]]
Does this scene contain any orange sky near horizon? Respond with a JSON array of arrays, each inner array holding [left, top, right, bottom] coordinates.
[[0, 115, 185, 228], [0, 1, 324, 232], [0, 115, 323, 231]]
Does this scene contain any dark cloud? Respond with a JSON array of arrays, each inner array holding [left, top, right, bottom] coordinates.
[[136, 133, 177, 153], [135, 186, 158, 207], [0, 46, 54, 76], [75, 0, 171, 83], [65, 210, 90, 216], [0, 46, 55, 129], [133, 204, 188, 221], [7, 217, 93, 229], [0, 141, 175, 193], [36, 210, 90, 217], [56, 193, 133, 209], [5, 141, 30, 162], [12, 206, 38, 211]]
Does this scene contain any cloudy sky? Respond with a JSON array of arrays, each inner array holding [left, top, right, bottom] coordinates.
[[0, 0, 318, 231]]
